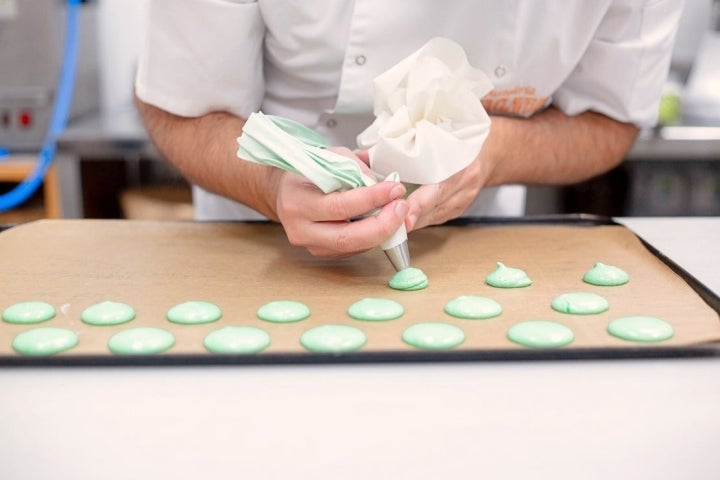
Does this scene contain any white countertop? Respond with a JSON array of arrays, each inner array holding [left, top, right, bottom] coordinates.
[[0, 217, 718, 480], [618, 217, 720, 294]]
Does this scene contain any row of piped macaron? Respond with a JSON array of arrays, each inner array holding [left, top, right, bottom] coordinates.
[[3, 295, 674, 356]]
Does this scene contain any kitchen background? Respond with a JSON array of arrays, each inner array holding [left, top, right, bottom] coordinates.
[[0, 0, 718, 223]]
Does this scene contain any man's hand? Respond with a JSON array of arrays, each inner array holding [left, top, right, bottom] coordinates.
[[275, 148, 409, 258], [403, 153, 492, 231]]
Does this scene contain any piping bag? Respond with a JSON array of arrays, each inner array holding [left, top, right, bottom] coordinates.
[[357, 37, 494, 187], [236, 112, 410, 271]]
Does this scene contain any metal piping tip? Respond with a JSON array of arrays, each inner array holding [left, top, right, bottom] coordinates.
[[384, 240, 411, 272]]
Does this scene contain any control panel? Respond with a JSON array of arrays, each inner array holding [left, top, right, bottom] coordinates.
[[0, 87, 53, 150]]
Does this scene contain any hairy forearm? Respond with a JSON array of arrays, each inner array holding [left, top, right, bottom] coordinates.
[[134, 95, 281, 220], [483, 106, 639, 187]]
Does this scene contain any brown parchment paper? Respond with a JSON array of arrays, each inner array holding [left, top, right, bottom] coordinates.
[[0, 219, 718, 357]]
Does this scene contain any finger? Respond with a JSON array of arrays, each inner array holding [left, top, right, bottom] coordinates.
[[299, 199, 410, 257], [406, 196, 421, 232], [308, 181, 406, 222], [406, 180, 469, 230], [355, 149, 370, 166], [406, 183, 442, 230], [275, 173, 328, 221]]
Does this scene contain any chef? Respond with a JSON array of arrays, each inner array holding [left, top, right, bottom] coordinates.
[[134, 0, 682, 258]]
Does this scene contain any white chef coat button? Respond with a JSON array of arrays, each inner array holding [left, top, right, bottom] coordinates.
[[355, 55, 367, 66], [326, 118, 337, 128], [494, 65, 507, 78]]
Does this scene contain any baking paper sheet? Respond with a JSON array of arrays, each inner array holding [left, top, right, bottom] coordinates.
[[0, 220, 718, 359]]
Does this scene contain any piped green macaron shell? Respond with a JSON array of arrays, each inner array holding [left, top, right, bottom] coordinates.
[[348, 298, 404, 321], [167, 301, 222, 325], [12, 327, 78, 355], [300, 325, 367, 353], [444, 296, 502, 319], [551, 292, 609, 315], [108, 327, 175, 355], [81, 301, 136, 326], [507, 320, 574, 348], [402, 322, 465, 350], [2, 301, 56, 324], [257, 300, 310, 323], [204, 326, 270, 354], [608, 316, 674, 343]]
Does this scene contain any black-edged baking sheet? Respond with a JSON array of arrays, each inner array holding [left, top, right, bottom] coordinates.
[[1, 216, 718, 366]]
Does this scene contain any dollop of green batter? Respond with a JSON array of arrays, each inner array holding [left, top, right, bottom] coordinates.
[[583, 262, 629, 286], [485, 262, 532, 288], [389, 267, 428, 291]]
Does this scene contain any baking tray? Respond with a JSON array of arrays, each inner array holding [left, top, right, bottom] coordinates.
[[0, 215, 718, 367]]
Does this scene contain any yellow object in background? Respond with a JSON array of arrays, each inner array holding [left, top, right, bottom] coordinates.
[[658, 81, 682, 126]]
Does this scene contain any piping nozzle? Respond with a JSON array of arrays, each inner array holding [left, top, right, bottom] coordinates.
[[384, 239, 411, 272], [381, 223, 410, 272]]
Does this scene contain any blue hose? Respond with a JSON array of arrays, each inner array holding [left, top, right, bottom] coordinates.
[[0, 0, 81, 212]]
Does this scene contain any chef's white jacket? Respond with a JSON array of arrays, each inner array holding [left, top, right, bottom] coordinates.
[[136, 0, 682, 221]]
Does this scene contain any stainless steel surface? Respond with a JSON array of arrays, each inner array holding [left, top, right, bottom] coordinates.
[[384, 239, 411, 272], [58, 107, 158, 158], [627, 125, 720, 160]]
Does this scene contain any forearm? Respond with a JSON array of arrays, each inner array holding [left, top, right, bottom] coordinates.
[[134, 95, 282, 220], [483, 106, 639, 187]]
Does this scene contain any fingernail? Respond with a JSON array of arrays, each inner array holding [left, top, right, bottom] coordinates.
[[390, 184, 405, 200], [407, 213, 417, 230], [394, 201, 409, 219]]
